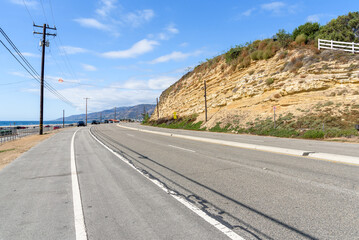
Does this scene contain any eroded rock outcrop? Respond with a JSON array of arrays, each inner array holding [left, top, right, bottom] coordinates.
[[152, 48, 359, 129]]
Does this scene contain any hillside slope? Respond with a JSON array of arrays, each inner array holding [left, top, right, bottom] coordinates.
[[152, 47, 359, 132], [57, 104, 155, 121]]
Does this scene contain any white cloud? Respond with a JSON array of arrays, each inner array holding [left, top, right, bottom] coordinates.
[[261, 2, 285, 13], [55, 86, 160, 112], [148, 76, 177, 89], [124, 9, 154, 27], [74, 18, 110, 31], [307, 14, 320, 22], [59, 46, 88, 55], [25, 74, 178, 112], [242, 8, 256, 17], [166, 24, 179, 34], [102, 39, 159, 58], [306, 14, 335, 23], [238, 2, 298, 19], [149, 50, 202, 64], [96, 0, 117, 17], [114, 76, 177, 90], [10, 0, 38, 8], [82, 64, 97, 71], [21, 52, 40, 57], [9, 71, 32, 78], [156, 23, 180, 40], [180, 42, 189, 47]]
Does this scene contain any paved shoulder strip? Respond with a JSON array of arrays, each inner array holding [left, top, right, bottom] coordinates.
[[89, 128, 245, 240], [71, 129, 88, 240], [117, 125, 359, 166]]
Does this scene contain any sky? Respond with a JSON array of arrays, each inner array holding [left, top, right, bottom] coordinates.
[[0, 0, 358, 120]]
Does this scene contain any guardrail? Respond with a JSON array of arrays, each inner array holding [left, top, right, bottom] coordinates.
[[318, 39, 359, 53], [0, 124, 73, 144]]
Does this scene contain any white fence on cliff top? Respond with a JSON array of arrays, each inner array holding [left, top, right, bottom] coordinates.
[[318, 39, 359, 53]]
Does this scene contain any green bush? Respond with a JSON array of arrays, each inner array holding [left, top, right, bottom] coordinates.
[[275, 29, 292, 48], [317, 12, 359, 42], [292, 22, 320, 41], [302, 130, 325, 139], [209, 123, 231, 132], [266, 78, 274, 85], [295, 34, 307, 45], [263, 49, 273, 59], [142, 113, 150, 124], [324, 128, 358, 138], [225, 45, 243, 63], [250, 51, 259, 60]]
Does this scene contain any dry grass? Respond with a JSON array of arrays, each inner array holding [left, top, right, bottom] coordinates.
[[0, 131, 59, 170]]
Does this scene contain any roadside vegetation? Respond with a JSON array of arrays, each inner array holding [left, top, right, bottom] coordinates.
[[144, 114, 206, 131], [144, 111, 358, 140]]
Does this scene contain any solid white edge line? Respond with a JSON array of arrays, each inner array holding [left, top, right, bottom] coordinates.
[[71, 129, 88, 240], [168, 144, 196, 153], [89, 129, 245, 240], [117, 125, 359, 165]]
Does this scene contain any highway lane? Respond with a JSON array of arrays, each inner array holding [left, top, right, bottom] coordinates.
[[75, 127, 231, 240], [91, 124, 359, 240]]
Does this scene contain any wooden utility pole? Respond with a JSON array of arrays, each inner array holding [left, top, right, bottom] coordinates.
[[100, 112, 102, 123], [156, 98, 159, 118], [204, 80, 208, 122], [63, 109, 65, 128], [273, 106, 276, 128], [33, 23, 56, 135], [114, 107, 116, 120], [84, 98, 90, 125]]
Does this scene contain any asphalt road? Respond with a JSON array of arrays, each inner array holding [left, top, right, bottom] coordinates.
[[0, 124, 358, 240], [92, 123, 359, 240], [0, 127, 231, 240]]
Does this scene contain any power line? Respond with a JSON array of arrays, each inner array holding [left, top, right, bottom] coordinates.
[[22, 0, 35, 23], [0, 28, 73, 106], [43, 0, 79, 81], [0, 40, 41, 83], [23, 0, 77, 81], [48, 0, 56, 26], [0, 28, 70, 104], [39, 0, 49, 24]]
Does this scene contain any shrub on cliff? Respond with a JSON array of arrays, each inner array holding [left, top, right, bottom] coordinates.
[[225, 45, 244, 63], [317, 12, 359, 42], [292, 22, 320, 41], [275, 29, 292, 48], [295, 34, 307, 45]]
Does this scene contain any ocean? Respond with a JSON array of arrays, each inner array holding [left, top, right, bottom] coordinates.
[[0, 121, 77, 126]]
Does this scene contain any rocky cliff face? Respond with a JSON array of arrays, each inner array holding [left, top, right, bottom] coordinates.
[[152, 47, 359, 129]]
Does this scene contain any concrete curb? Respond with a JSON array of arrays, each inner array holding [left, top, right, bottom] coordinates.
[[117, 125, 359, 165]]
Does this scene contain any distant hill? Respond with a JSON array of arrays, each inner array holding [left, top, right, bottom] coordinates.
[[56, 104, 156, 122]]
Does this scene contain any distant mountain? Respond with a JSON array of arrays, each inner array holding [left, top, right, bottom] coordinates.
[[55, 104, 156, 122]]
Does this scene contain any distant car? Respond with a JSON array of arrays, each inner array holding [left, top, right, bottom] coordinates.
[[53, 126, 60, 130], [68, 123, 74, 126], [91, 120, 100, 125], [104, 120, 109, 123], [44, 125, 50, 128], [77, 121, 86, 127]]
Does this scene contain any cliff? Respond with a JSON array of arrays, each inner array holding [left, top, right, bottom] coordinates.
[[152, 47, 359, 130]]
